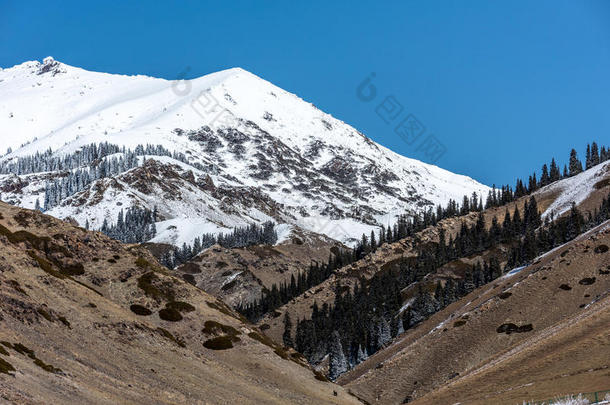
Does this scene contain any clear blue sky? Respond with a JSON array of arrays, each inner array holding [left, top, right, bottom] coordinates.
[[2, 0, 609, 186]]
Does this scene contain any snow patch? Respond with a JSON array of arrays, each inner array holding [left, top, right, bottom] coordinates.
[[222, 271, 243, 287], [274, 224, 293, 245], [541, 162, 610, 220], [296, 216, 380, 247], [150, 218, 232, 247], [501, 266, 527, 279], [398, 298, 415, 314]]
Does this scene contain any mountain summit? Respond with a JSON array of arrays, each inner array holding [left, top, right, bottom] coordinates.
[[0, 58, 489, 246]]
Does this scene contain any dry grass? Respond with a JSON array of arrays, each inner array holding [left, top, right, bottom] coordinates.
[[0, 201, 358, 405]]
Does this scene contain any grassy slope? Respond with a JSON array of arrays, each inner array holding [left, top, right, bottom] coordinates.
[[0, 202, 360, 405]]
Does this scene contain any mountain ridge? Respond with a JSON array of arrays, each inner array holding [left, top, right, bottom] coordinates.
[[0, 57, 489, 246]]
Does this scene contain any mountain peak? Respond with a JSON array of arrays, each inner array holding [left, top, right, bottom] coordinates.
[[42, 55, 57, 65], [188, 66, 256, 90], [38, 56, 66, 75], [0, 59, 489, 246]]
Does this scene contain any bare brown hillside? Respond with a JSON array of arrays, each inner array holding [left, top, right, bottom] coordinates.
[[339, 220, 610, 404], [409, 294, 610, 405], [174, 228, 344, 308], [0, 202, 360, 405]]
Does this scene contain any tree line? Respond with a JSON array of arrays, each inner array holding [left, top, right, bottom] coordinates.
[[237, 247, 356, 321], [94, 206, 279, 267], [485, 141, 609, 208]]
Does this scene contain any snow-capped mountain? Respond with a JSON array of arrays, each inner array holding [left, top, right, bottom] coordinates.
[[0, 57, 489, 245]]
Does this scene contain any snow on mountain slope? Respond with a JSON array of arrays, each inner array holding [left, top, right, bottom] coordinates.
[[0, 57, 236, 153], [540, 161, 610, 219], [0, 57, 490, 245]]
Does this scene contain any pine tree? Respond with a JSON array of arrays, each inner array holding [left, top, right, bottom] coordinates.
[[569, 149, 583, 176], [549, 158, 561, 182], [461, 195, 470, 215], [523, 228, 537, 261], [328, 331, 348, 380], [282, 312, 293, 347], [356, 344, 368, 364], [377, 318, 391, 347], [540, 164, 550, 186], [566, 202, 584, 240], [489, 257, 502, 280], [591, 142, 600, 167], [370, 230, 377, 251], [360, 233, 369, 255], [512, 206, 522, 236], [443, 279, 456, 305], [463, 268, 476, 293]]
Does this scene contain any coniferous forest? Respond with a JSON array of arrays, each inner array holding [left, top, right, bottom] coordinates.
[[287, 192, 610, 379], [237, 195, 488, 322], [98, 206, 157, 244]]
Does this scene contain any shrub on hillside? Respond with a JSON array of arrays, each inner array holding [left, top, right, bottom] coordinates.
[[203, 336, 234, 350], [130, 304, 152, 316], [158, 308, 182, 322], [166, 301, 195, 313]]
